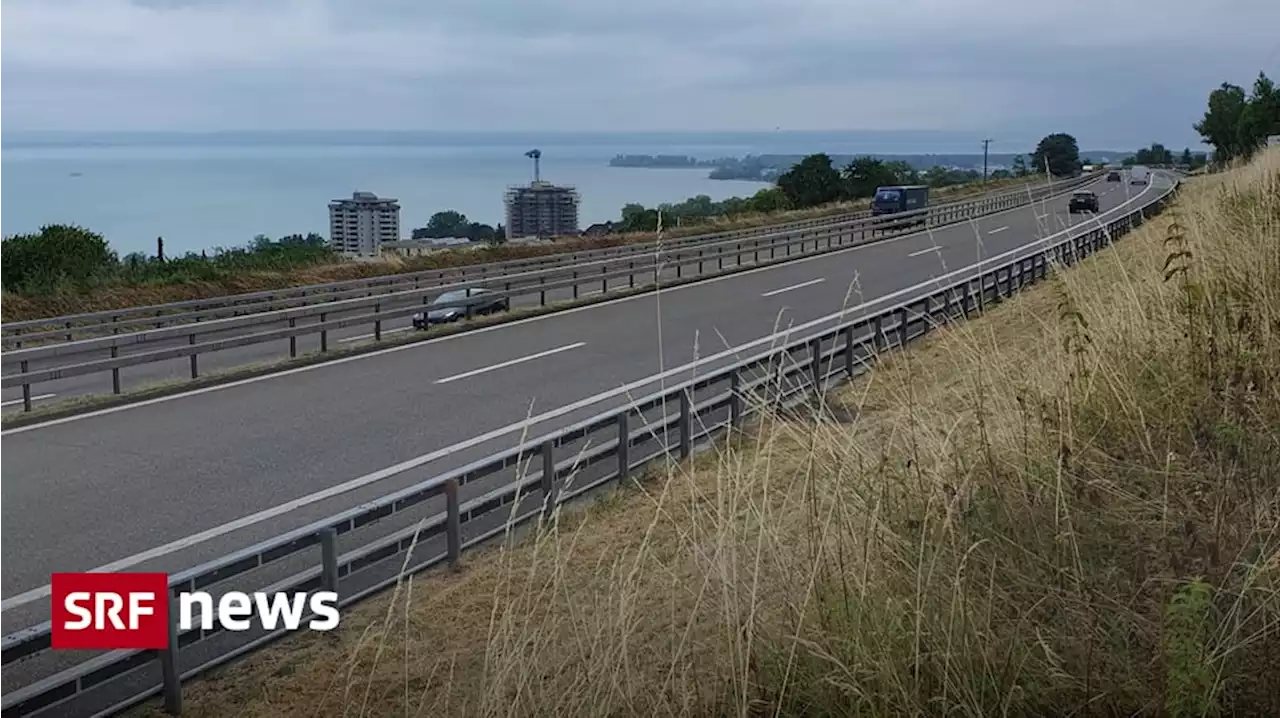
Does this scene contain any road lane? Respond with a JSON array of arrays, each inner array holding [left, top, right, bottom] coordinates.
[[1, 177, 1154, 628]]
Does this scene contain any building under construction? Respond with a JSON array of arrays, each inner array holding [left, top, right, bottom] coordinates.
[[504, 149, 580, 240]]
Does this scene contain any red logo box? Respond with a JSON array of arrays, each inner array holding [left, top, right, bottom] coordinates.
[[51, 573, 170, 650]]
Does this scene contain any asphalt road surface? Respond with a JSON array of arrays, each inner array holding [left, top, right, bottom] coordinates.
[[0, 176, 1161, 635]]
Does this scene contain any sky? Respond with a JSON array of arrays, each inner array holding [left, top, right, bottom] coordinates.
[[3, 0, 1278, 148]]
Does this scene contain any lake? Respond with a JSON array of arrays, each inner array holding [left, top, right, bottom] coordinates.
[[1, 130, 1001, 255]]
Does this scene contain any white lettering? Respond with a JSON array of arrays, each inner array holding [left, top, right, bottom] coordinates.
[[63, 592, 93, 630], [127, 593, 155, 629], [99, 593, 125, 630], [218, 592, 253, 631], [172, 591, 339, 632], [308, 592, 340, 630], [179, 592, 214, 631], [253, 592, 307, 631]]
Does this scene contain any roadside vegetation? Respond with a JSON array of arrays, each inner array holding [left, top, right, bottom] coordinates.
[[1, 172, 1038, 322], [136, 144, 1280, 717]]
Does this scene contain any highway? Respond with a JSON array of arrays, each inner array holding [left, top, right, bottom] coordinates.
[[0, 178, 1084, 415], [0, 175, 1090, 414], [0, 176, 1156, 640]]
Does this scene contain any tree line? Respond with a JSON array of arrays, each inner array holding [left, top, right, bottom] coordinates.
[[1194, 71, 1278, 165], [615, 155, 996, 233], [1, 226, 334, 295], [410, 211, 505, 244]]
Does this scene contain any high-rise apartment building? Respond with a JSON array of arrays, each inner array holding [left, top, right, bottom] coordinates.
[[328, 191, 400, 256], [503, 181, 579, 240]]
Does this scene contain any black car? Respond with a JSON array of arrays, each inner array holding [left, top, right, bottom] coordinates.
[[412, 288, 510, 329], [1107, 171, 1122, 182], [1068, 190, 1100, 213]]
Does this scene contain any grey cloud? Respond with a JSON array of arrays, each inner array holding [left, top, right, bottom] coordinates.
[[2, 0, 1277, 144]]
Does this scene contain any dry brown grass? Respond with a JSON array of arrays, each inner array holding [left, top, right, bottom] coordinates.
[[2, 176, 1044, 321], [133, 155, 1280, 717]]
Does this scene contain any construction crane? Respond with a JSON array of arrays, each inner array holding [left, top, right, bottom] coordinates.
[[525, 149, 542, 183]]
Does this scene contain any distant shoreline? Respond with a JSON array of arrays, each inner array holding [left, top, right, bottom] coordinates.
[[610, 150, 1131, 182]]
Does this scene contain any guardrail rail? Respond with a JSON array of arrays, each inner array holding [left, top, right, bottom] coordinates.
[[0, 173, 1179, 718]]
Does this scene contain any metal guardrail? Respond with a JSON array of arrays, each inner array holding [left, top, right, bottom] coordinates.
[[0, 174, 1178, 718], [1, 175, 1103, 408], [2, 175, 1097, 346]]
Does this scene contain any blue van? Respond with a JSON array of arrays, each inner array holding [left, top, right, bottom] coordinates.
[[871, 185, 930, 217]]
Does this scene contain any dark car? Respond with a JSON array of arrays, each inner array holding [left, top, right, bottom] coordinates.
[[412, 288, 510, 329], [1068, 190, 1100, 213], [1107, 170, 1122, 182]]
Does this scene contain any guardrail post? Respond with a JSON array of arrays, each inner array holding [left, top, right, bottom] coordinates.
[[698, 250, 704, 275], [678, 389, 692, 460], [20, 360, 32, 412], [601, 265, 608, 294], [729, 370, 743, 429], [320, 313, 328, 352], [676, 260, 682, 279], [320, 527, 338, 595], [110, 346, 122, 394], [65, 321, 73, 342], [897, 307, 909, 347], [541, 440, 558, 523], [629, 261, 635, 288], [374, 303, 382, 341], [809, 336, 823, 394], [160, 588, 182, 715], [616, 412, 630, 483], [189, 334, 198, 379], [289, 318, 297, 358], [540, 276, 547, 306], [445, 479, 462, 568], [573, 271, 580, 299], [873, 315, 885, 352]]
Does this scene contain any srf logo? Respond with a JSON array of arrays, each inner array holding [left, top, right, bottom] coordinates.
[[51, 573, 170, 650]]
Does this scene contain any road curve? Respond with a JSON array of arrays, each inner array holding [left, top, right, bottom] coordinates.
[[0, 177, 1156, 633]]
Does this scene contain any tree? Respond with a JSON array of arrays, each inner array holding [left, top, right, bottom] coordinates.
[[421, 210, 471, 238], [840, 156, 901, 199], [1031, 133, 1081, 177], [747, 187, 791, 213], [1, 224, 118, 293], [1194, 82, 1250, 163], [775, 153, 844, 209], [1240, 71, 1280, 149], [990, 169, 1013, 180], [1011, 154, 1029, 177], [1180, 148, 1194, 166]]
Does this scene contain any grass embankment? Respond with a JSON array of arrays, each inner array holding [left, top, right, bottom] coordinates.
[[4, 176, 1040, 322], [129, 163, 1279, 717]]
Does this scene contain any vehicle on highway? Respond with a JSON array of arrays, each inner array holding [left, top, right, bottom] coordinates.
[[1128, 165, 1150, 185], [1068, 190, 1100, 213], [1107, 170, 1122, 182], [871, 185, 929, 225], [412, 288, 510, 329]]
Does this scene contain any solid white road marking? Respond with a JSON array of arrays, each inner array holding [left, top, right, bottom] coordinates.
[[0, 177, 1163, 613], [434, 343, 586, 385], [0, 176, 1120, 437], [1, 393, 56, 408], [987, 226, 1010, 235], [761, 278, 826, 297], [907, 247, 942, 258], [338, 326, 414, 344]]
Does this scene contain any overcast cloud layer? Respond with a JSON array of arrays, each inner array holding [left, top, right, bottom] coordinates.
[[3, 0, 1278, 146]]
